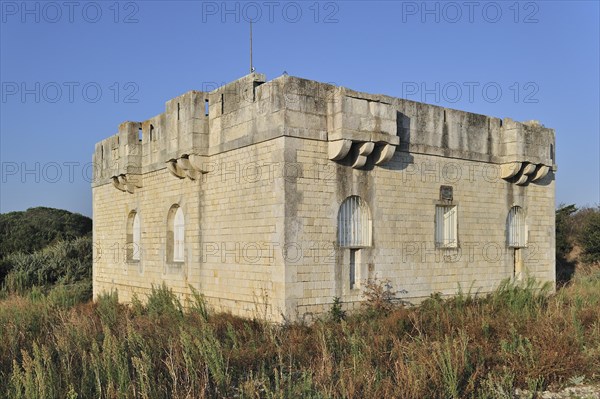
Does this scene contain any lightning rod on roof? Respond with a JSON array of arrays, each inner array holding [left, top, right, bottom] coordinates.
[[250, 20, 255, 73]]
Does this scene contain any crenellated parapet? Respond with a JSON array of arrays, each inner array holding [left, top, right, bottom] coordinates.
[[92, 73, 278, 189], [92, 121, 143, 193], [93, 73, 556, 190]]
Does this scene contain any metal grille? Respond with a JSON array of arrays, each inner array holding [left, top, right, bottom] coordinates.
[[337, 196, 372, 248], [435, 205, 457, 248], [507, 206, 526, 248], [173, 207, 185, 262]]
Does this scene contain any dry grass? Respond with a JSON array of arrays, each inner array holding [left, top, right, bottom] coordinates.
[[1, 268, 600, 399]]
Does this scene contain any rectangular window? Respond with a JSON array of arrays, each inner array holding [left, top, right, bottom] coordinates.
[[435, 205, 457, 248]]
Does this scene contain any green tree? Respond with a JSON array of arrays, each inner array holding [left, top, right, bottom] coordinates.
[[0, 207, 92, 286], [0, 207, 91, 257], [556, 204, 577, 260], [579, 207, 600, 264]]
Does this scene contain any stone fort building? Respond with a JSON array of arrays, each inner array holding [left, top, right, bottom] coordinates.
[[92, 72, 556, 321]]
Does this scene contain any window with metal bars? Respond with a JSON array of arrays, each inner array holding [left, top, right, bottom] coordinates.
[[507, 206, 527, 248], [435, 205, 458, 248], [337, 196, 372, 248]]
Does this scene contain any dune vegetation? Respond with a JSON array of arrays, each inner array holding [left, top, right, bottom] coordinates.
[[0, 205, 598, 398]]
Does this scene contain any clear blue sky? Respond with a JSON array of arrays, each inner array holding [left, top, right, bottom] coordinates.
[[1, 0, 598, 217]]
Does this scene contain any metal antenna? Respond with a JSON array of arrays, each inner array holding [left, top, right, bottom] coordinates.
[[250, 20, 254, 73]]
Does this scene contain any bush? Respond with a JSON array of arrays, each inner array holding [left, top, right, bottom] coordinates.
[[47, 282, 92, 309], [556, 204, 577, 260], [145, 283, 183, 320], [329, 296, 346, 322], [556, 205, 600, 284], [361, 278, 407, 315], [1, 236, 92, 298], [579, 207, 600, 264]]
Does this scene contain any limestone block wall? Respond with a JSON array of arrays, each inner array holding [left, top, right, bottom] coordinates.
[[93, 138, 288, 319], [195, 137, 287, 320], [285, 141, 555, 318], [277, 76, 555, 319], [93, 72, 556, 321], [92, 73, 292, 320], [92, 168, 202, 303]]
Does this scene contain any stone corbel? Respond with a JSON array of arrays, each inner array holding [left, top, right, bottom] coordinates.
[[500, 162, 522, 179], [176, 157, 200, 180], [522, 163, 537, 175], [167, 154, 212, 180], [124, 175, 142, 193], [111, 174, 142, 193], [112, 176, 125, 191], [514, 173, 529, 186], [328, 137, 398, 169], [373, 143, 396, 165], [328, 139, 353, 161], [500, 161, 553, 185], [530, 165, 550, 182], [166, 159, 186, 179], [351, 142, 375, 168]]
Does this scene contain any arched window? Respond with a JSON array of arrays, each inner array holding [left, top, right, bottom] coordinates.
[[173, 207, 185, 262], [127, 211, 141, 261], [167, 205, 185, 263], [507, 206, 527, 248], [337, 196, 371, 289], [337, 196, 372, 248]]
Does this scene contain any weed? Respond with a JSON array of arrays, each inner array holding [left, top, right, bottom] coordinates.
[[361, 278, 406, 315], [329, 297, 346, 322]]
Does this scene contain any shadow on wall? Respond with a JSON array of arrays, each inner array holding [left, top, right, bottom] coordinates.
[[376, 111, 414, 172]]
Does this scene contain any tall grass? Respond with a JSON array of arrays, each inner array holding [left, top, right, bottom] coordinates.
[[1, 269, 600, 398]]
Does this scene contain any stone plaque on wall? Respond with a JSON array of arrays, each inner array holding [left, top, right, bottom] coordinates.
[[440, 185, 453, 202]]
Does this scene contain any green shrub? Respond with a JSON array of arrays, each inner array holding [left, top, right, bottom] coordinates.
[[555, 204, 600, 268], [96, 291, 120, 328], [361, 278, 406, 315], [145, 283, 183, 320], [329, 296, 346, 322], [188, 285, 210, 321], [47, 282, 92, 309], [1, 236, 92, 296], [556, 204, 577, 259], [579, 207, 600, 263]]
